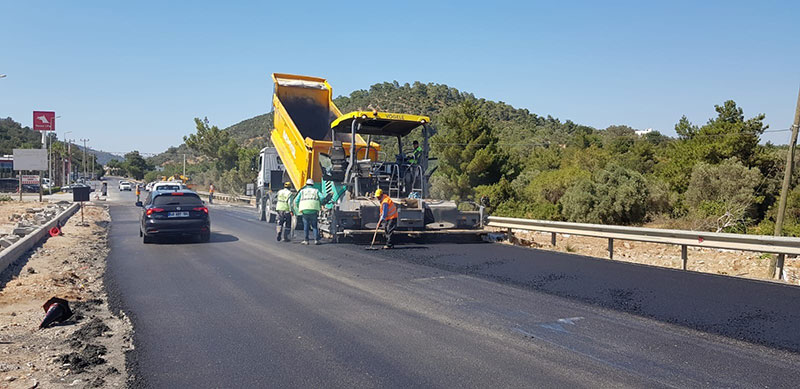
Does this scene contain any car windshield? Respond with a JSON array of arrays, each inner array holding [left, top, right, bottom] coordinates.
[[156, 185, 181, 191], [152, 194, 203, 206]]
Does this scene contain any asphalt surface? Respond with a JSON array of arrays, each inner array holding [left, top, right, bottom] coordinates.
[[104, 180, 800, 388]]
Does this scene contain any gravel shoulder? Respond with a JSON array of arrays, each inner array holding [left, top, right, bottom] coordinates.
[[0, 202, 132, 388]]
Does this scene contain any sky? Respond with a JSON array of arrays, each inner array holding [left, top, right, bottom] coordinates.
[[1, 1, 799, 155]]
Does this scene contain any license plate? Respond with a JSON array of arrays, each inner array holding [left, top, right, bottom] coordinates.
[[168, 211, 190, 218]]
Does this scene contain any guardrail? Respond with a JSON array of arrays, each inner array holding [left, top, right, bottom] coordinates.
[[487, 216, 800, 280], [195, 190, 255, 206]]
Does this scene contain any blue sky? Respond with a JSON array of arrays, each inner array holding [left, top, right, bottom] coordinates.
[[1, 1, 798, 155]]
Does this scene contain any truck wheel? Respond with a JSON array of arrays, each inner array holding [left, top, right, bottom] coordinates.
[[257, 194, 266, 221], [266, 199, 276, 223]]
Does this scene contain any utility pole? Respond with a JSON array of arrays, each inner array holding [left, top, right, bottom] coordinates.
[[80, 139, 89, 182], [772, 85, 800, 280], [183, 154, 186, 177], [67, 139, 72, 185]]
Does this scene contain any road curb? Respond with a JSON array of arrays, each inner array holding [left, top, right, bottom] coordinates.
[[0, 203, 80, 274]]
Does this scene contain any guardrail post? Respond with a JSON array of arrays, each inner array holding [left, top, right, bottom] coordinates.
[[608, 238, 613, 259], [506, 228, 512, 243], [551, 232, 556, 246], [775, 254, 785, 280], [681, 245, 688, 270]]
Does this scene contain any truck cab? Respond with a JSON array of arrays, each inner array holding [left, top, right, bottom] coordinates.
[[255, 147, 286, 222]]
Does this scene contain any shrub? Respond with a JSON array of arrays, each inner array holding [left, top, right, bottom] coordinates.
[[559, 164, 648, 224]]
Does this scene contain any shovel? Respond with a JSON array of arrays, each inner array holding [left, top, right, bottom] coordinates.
[[365, 222, 381, 251]]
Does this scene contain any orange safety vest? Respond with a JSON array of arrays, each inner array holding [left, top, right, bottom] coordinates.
[[209, 185, 215, 193], [381, 196, 398, 220]]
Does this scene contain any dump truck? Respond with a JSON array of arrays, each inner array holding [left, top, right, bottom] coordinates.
[[256, 73, 483, 242]]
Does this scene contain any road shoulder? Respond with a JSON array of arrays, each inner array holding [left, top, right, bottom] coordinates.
[[0, 203, 132, 388]]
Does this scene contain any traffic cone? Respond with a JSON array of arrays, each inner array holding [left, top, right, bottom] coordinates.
[[39, 297, 72, 329], [49, 220, 63, 237]]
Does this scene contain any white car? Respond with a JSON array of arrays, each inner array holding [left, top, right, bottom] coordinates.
[[152, 181, 187, 191], [119, 181, 132, 191]]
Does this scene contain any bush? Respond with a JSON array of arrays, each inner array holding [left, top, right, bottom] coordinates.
[[559, 164, 648, 224], [494, 199, 561, 220], [684, 158, 761, 231]]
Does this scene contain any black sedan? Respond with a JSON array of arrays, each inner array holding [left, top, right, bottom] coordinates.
[[137, 190, 210, 243]]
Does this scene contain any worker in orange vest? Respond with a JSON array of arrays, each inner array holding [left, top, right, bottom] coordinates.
[[209, 182, 215, 204], [375, 189, 398, 249]]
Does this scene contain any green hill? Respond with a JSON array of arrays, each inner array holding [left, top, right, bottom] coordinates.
[[149, 80, 586, 167]]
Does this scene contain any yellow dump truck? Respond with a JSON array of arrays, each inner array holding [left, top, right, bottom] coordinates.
[[256, 73, 483, 242]]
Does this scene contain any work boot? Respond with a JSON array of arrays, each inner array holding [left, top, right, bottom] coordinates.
[[383, 245, 392, 250], [314, 240, 320, 245], [301, 240, 308, 245]]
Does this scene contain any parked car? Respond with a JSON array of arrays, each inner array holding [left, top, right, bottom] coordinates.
[[137, 190, 210, 243], [62, 183, 95, 193]]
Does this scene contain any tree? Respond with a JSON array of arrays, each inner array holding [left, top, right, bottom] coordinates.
[[658, 100, 767, 192], [560, 164, 649, 224], [685, 158, 762, 232], [431, 101, 511, 200], [184, 117, 239, 170], [122, 151, 152, 180]]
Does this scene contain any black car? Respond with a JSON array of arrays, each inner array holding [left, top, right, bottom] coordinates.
[[136, 189, 210, 243]]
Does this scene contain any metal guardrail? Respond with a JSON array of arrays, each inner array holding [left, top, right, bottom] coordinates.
[[196, 190, 255, 205], [487, 216, 800, 280]]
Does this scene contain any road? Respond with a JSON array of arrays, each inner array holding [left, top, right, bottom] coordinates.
[[103, 179, 800, 388]]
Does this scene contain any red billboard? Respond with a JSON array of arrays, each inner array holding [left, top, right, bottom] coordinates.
[[33, 111, 55, 131]]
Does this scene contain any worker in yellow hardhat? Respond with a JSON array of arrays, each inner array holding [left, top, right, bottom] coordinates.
[[275, 182, 294, 242], [375, 188, 398, 249]]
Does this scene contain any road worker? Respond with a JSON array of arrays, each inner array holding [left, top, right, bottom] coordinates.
[[294, 178, 327, 245], [408, 140, 423, 165], [376, 188, 398, 249], [208, 182, 215, 204], [275, 182, 294, 242]]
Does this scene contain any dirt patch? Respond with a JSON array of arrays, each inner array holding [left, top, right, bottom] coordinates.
[[500, 229, 800, 285], [0, 202, 132, 388]]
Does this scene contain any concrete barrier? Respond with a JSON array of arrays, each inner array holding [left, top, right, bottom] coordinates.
[[0, 203, 80, 274]]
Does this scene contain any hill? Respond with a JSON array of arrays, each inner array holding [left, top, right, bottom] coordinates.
[[1, 117, 121, 164], [0, 117, 44, 154], [75, 146, 123, 165], [149, 80, 585, 166]]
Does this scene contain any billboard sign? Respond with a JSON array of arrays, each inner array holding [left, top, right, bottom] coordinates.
[[12, 149, 47, 171], [33, 111, 55, 131], [21, 175, 40, 185]]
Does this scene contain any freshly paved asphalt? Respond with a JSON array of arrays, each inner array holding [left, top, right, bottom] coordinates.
[[104, 181, 800, 388]]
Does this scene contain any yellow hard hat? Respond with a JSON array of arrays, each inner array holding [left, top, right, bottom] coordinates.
[[284, 182, 292, 188], [375, 188, 383, 198]]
